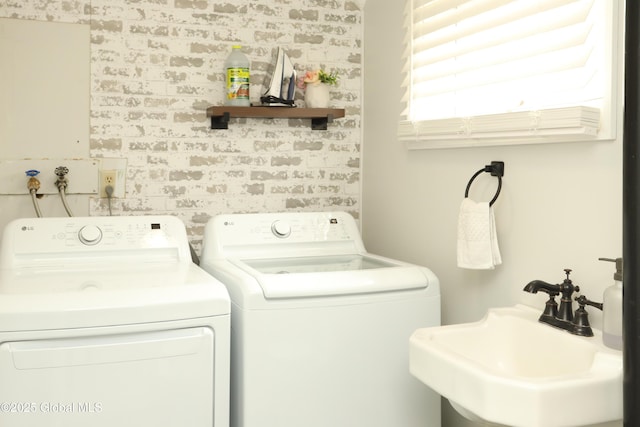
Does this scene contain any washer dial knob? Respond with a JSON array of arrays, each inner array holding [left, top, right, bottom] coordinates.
[[271, 220, 291, 238], [78, 225, 103, 245]]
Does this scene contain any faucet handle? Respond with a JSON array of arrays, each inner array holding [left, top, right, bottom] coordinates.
[[575, 295, 603, 311], [572, 295, 603, 337]]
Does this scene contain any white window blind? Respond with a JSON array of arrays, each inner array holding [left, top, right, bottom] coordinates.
[[399, 0, 621, 149]]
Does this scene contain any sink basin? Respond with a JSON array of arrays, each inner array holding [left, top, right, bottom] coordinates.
[[409, 305, 622, 427]]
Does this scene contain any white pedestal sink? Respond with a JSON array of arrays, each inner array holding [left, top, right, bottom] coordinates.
[[409, 305, 622, 427]]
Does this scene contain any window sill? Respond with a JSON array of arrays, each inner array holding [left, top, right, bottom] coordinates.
[[402, 134, 614, 150], [398, 106, 613, 149]]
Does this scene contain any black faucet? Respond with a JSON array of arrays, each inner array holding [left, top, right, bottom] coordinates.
[[523, 269, 581, 332]]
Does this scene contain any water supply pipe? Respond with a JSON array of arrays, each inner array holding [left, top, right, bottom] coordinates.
[[55, 166, 74, 217], [25, 169, 43, 218]]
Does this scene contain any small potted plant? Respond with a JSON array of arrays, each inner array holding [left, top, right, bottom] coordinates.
[[297, 69, 339, 108]]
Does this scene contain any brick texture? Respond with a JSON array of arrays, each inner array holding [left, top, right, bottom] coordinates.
[[1, 0, 362, 250]]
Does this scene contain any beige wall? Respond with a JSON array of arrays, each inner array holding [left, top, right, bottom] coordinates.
[[362, 1, 622, 425]]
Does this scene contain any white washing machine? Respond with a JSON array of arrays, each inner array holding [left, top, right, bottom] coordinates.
[[0, 215, 230, 427], [200, 211, 441, 427]]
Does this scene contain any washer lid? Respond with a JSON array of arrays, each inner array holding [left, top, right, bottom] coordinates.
[[243, 254, 397, 274], [230, 254, 430, 299], [0, 264, 230, 332]]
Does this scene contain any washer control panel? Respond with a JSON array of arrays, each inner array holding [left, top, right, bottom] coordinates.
[[1, 216, 191, 268], [204, 211, 367, 258]]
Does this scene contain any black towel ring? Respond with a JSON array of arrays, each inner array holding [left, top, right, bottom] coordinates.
[[464, 161, 505, 207]]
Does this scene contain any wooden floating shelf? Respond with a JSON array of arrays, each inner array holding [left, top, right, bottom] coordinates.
[[206, 106, 346, 130]]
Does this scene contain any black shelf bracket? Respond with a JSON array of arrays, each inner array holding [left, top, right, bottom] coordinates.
[[210, 112, 230, 130], [311, 114, 334, 131]]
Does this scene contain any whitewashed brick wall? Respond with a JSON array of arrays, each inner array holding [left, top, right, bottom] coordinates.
[[1, 0, 362, 249]]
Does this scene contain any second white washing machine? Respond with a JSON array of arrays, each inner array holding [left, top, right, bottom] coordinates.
[[200, 211, 441, 427]]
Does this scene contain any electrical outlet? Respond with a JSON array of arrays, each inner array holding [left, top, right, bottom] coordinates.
[[100, 170, 117, 198]]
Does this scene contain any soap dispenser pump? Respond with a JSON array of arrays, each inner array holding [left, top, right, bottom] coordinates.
[[599, 257, 623, 350]]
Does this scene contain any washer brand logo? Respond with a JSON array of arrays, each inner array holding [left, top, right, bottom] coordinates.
[[224, 221, 234, 226], [21, 226, 34, 231], [330, 218, 338, 224]]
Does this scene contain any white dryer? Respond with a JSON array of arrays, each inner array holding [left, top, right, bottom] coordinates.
[[200, 211, 441, 427], [0, 215, 230, 427]]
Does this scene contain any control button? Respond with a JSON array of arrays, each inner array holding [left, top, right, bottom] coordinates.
[[78, 225, 103, 245], [271, 220, 291, 238]]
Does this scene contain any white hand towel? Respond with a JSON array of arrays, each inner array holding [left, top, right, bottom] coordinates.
[[457, 198, 502, 269]]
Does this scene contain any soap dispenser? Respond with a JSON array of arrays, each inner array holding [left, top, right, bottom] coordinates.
[[599, 257, 623, 350]]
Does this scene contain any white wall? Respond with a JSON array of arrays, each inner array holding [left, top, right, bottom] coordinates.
[[362, 1, 623, 426]]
